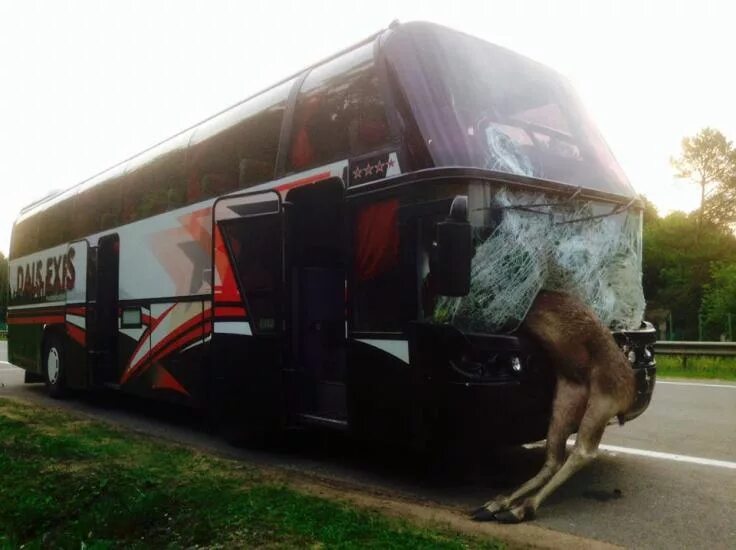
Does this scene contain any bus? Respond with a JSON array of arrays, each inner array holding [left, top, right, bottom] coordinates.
[[7, 21, 656, 448]]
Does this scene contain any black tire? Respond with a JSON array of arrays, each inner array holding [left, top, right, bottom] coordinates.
[[43, 333, 66, 398]]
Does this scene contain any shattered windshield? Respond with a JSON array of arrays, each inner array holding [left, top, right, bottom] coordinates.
[[384, 23, 636, 197], [431, 187, 645, 333]]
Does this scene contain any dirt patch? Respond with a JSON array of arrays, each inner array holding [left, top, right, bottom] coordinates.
[[244, 463, 620, 550]]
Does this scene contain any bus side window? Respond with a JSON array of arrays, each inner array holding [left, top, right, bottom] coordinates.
[[71, 191, 100, 241], [189, 79, 291, 200], [95, 180, 123, 233], [121, 184, 138, 224], [351, 199, 411, 333], [235, 96, 288, 187], [10, 219, 38, 259], [288, 45, 390, 173], [43, 203, 71, 250]]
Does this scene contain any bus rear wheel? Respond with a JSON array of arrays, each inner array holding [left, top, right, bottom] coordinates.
[[44, 334, 67, 398]]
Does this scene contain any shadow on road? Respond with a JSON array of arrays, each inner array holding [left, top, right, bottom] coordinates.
[[16, 382, 547, 504]]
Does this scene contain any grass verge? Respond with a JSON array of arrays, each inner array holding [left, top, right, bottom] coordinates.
[[656, 355, 736, 381], [0, 398, 504, 549]]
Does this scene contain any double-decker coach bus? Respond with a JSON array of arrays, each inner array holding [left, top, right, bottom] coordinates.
[[8, 22, 656, 447]]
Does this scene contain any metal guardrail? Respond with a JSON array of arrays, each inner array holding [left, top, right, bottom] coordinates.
[[0, 335, 732, 353], [655, 341, 736, 357]]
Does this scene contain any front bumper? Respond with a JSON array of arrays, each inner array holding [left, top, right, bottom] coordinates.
[[613, 321, 657, 421], [409, 321, 657, 447]]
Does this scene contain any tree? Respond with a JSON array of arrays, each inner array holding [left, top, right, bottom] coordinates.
[[643, 209, 736, 339], [671, 128, 735, 238], [640, 194, 659, 226], [0, 251, 7, 323], [701, 262, 736, 340], [704, 151, 736, 229]]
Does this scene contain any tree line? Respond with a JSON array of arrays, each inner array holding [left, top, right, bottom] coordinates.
[[646, 128, 736, 340]]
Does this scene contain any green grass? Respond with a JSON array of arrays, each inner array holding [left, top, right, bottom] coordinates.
[[656, 355, 736, 381], [0, 399, 504, 549]]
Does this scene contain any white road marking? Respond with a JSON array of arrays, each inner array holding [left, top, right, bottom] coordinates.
[[597, 444, 736, 470], [657, 380, 736, 389], [524, 439, 736, 470]]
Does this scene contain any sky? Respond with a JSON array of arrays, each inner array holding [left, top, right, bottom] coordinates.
[[1, 0, 734, 255]]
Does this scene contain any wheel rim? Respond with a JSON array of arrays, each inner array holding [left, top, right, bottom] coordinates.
[[47, 347, 60, 385]]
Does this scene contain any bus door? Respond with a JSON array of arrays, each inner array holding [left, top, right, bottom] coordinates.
[[283, 178, 348, 428], [87, 233, 120, 386], [214, 191, 285, 433]]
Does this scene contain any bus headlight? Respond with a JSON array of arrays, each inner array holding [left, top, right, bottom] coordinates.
[[511, 356, 522, 372]]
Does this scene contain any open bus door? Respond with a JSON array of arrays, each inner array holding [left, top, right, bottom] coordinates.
[[214, 181, 347, 436], [214, 191, 287, 440], [87, 233, 120, 387], [283, 178, 347, 429]]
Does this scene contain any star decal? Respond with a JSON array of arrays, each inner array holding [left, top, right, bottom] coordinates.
[[350, 154, 398, 184]]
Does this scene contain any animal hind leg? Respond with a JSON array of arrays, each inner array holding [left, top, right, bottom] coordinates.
[[494, 395, 617, 523], [472, 378, 588, 521]]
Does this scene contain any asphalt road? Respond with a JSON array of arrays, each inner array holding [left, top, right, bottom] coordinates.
[[1, 342, 734, 549]]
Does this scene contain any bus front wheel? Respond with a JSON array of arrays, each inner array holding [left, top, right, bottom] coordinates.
[[44, 334, 67, 398]]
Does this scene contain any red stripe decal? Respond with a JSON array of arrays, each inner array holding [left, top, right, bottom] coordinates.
[[8, 307, 65, 316], [213, 306, 247, 318], [123, 327, 153, 382], [150, 304, 178, 332], [121, 308, 210, 384], [214, 225, 243, 303], [8, 315, 65, 325], [66, 324, 86, 346], [152, 366, 190, 396], [147, 315, 206, 361], [149, 322, 210, 365], [66, 306, 86, 316], [275, 171, 332, 193], [121, 304, 178, 382]]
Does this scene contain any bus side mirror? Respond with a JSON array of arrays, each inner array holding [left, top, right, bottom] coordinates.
[[432, 195, 472, 297]]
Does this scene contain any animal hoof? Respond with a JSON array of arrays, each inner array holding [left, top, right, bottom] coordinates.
[[495, 504, 536, 524], [471, 507, 496, 522], [493, 509, 524, 524]]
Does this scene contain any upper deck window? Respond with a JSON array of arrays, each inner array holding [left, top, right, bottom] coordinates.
[[288, 44, 390, 172], [383, 23, 636, 197], [9, 220, 37, 259], [188, 79, 292, 202]]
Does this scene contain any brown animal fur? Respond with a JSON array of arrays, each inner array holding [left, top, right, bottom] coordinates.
[[472, 290, 636, 523]]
